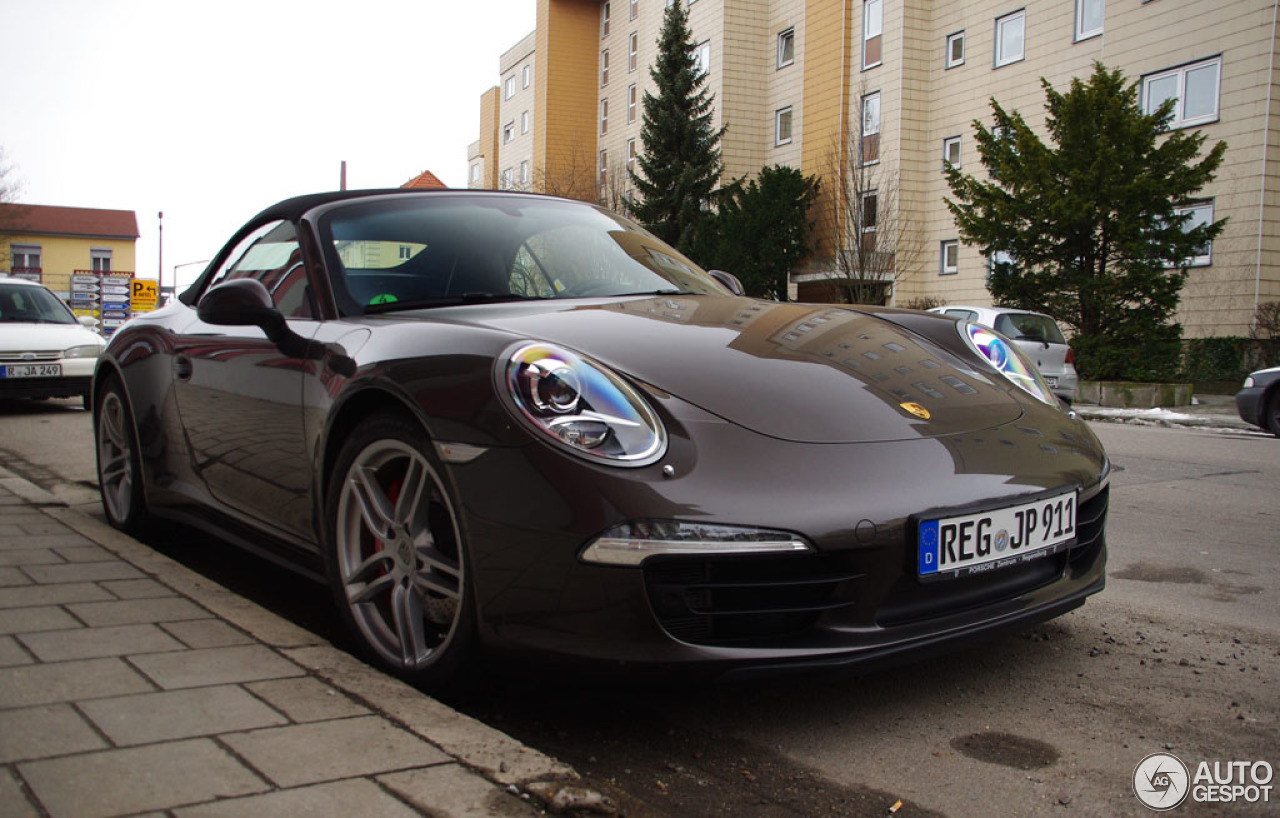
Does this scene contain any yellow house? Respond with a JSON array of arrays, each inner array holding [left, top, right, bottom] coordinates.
[[0, 203, 139, 299]]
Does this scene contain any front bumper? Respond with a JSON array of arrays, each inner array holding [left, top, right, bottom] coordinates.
[[451, 402, 1111, 673], [1235, 386, 1267, 428], [0, 374, 92, 400]]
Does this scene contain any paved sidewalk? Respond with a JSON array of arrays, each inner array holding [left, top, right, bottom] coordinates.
[[0, 467, 585, 818]]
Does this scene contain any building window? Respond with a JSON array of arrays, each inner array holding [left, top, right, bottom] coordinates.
[[504, 76, 516, 99], [775, 106, 794, 145], [520, 160, 530, 186], [503, 121, 514, 144], [943, 135, 962, 168], [91, 248, 112, 273], [627, 138, 637, 173], [777, 27, 795, 69], [946, 31, 965, 68], [629, 32, 638, 72], [994, 10, 1025, 68], [470, 163, 481, 183], [522, 64, 532, 88], [602, 1, 611, 36], [940, 240, 959, 275], [501, 168, 513, 190], [628, 83, 638, 122], [987, 249, 1014, 282], [601, 50, 610, 86], [10, 244, 42, 273], [599, 150, 609, 191], [860, 191, 878, 254], [630, 0, 638, 21], [600, 99, 609, 134], [863, 0, 883, 70], [1076, 0, 1104, 41], [861, 92, 880, 165], [1173, 201, 1215, 266], [692, 40, 710, 76], [1143, 57, 1222, 129], [521, 110, 530, 134]]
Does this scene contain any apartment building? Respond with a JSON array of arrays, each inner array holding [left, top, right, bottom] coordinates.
[[469, 0, 1278, 338]]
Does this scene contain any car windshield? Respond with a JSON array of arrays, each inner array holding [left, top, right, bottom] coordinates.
[[0, 282, 78, 325], [319, 195, 727, 314], [994, 312, 1066, 345]]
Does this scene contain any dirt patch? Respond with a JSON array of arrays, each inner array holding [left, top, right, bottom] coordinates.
[[950, 731, 1060, 770]]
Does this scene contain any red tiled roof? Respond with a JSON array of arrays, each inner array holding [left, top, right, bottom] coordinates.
[[401, 170, 448, 189], [0, 203, 140, 240]]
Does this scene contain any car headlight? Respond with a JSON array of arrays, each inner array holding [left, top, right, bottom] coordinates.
[[959, 322, 1056, 405], [502, 342, 667, 466], [1243, 376, 1255, 388], [581, 520, 813, 566], [63, 344, 104, 359]]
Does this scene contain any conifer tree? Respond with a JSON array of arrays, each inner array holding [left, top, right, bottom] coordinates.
[[629, 0, 724, 252], [945, 63, 1226, 380]]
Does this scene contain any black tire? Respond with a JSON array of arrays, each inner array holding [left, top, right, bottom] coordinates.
[[323, 414, 475, 686], [95, 377, 151, 534], [1265, 390, 1280, 438]]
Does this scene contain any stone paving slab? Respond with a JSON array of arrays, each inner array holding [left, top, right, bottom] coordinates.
[[0, 472, 583, 818]]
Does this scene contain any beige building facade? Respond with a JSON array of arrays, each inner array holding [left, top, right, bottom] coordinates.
[[469, 0, 1279, 338]]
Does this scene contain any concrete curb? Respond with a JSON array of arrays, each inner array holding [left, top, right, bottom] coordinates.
[[2, 465, 587, 817]]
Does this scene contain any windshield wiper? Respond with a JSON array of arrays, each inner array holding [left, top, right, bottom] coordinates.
[[364, 292, 540, 314]]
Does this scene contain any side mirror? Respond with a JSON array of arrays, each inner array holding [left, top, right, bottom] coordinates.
[[78, 315, 101, 330], [707, 269, 745, 296]]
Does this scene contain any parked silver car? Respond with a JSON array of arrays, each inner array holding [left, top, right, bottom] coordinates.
[[929, 305, 1078, 403]]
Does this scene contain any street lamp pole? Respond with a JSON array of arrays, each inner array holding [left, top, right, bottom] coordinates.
[[157, 211, 164, 293]]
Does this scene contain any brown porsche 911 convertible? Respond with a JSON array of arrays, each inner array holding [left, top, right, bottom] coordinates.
[[94, 189, 1109, 685]]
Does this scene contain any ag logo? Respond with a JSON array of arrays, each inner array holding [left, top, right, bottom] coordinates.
[[1133, 752, 1190, 811]]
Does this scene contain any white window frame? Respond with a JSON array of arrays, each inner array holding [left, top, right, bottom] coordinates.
[[627, 83, 637, 123], [777, 27, 795, 69], [945, 30, 965, 69], [693, 40, 710, 76], [775, 106, 794, 146], [994, 9, 1026, 68], [470, 163, 481, 183], [502, 121, 514, 144], [90, 248, 112, 273], [501, 168, 513, 190], [1173, 201, 1215, 266], [626, 138, 637, 173], [11, 244, 42, 271], [860, 190, 878, 250], [630, 0, 638, 21], [943, 135, 962, 169], [863, 0, 883, 70], [1075, 0, 1104, 42], [602, 1, 611, 37], [521, 110, 530, 134], [861, 91, 881, 165], [600, 99, 609, 135], [520, 160, 530, 186], [522, 64, 532, 88], [629, 32, 638, 72], [599, 149, 609, 191], [1142, 57, 1222, 129], [987, 249, 1014, 282], [601, 49, 610, 86], [504, 76, 516, 99], [940, 240, 959, 275]]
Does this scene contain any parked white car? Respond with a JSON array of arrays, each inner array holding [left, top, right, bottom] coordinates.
[[929, 305, 1079, 403], [0, 277, 105, 409]]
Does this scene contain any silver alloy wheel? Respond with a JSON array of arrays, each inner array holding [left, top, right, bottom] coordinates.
[[334, 439, 464, 670], [97, 389, 135, 525]]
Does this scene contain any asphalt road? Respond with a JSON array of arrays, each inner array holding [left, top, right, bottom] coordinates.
[[2, 398, 1277, 817]]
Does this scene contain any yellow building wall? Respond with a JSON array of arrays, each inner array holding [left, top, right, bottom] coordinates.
[[537, 0, 605, 200], [4, 233, 136, 296]]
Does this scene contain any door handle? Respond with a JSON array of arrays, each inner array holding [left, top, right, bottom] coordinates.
[[174, 355, 193, 381]]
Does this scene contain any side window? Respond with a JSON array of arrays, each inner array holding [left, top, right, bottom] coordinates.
[[203, 220, 311, 317]]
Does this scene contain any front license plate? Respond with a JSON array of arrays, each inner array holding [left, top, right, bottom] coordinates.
[[918, 491, 1077, 580], [1, 364, 62, 378]]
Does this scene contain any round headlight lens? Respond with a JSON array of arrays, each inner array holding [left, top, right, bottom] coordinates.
[[503, 342, 667, 466], [961, 323, 1056, 405]]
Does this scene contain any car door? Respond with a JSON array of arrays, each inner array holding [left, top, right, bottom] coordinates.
[[170, 220, 321, 543]]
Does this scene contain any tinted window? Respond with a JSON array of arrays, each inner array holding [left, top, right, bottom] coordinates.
[[994, 313, 1066, 344], [203, 221, 311, 317], [943, 309, 979, 322]]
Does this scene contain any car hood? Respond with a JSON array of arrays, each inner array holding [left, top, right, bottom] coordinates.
[[0, 322, 104, 353], [434, 296, 1027, 443]]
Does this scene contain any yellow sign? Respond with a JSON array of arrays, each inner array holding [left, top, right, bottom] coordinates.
[[900, 401, 931, 420], [131, 279, 159, 304]]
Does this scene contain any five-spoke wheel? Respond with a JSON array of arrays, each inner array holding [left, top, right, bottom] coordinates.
[[95, 379, 149, 533]]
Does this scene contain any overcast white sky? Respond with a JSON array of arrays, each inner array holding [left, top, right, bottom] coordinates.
[[1, 0, 536, 290]]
